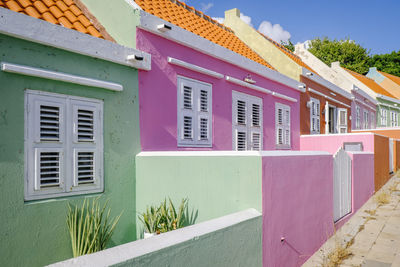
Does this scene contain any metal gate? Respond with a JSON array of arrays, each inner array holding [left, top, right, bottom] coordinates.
[[333, 148, 352, 222], [389, 138, 394, 174]]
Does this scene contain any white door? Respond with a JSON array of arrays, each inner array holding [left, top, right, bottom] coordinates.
[[337, 108, 348, 133], [333, 148, 352, 222], [389, 138, 394, 174]]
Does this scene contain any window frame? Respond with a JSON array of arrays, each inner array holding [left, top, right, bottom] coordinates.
[[25, 90, 103, 201], [309, 97, 320, 134], [177, 76, 212, 147], [232, 91, 263, 151], [363, 109, 369, 129], [337, 108, 348, 133], [355, 105, 361, 129]]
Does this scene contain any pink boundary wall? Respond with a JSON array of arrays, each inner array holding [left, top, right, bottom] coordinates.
[[136, 29, 300, 151], [262, 153, 333, 267], [300, 133, 375, 153]]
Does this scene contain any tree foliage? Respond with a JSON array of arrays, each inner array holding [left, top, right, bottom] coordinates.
[[281, 39, 294, 52], [368, 51, 400, 77], [308, 37, 370, 74]]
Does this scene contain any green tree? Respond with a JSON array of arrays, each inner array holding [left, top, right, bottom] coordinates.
[[308, 37, 370, 74], [281, 39, 295, 52], [368, 51, 400, 77]]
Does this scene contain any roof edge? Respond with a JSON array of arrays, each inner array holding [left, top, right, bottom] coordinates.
[[138, 10, 305, 93], [0, 8, 151, 70]]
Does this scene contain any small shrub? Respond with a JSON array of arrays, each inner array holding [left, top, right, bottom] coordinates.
[[139, 198, 197, 235], [66, 198, 122, 257], [322, 240, 353, 267]]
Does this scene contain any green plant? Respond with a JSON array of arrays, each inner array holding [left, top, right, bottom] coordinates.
[[139, 198, 197, 235], [66, 198, 122, 257]]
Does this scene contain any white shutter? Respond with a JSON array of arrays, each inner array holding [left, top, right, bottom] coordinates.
[[276, 103, 290, 148], [337, 108, 347, 133], [232, 91, 262, 151], [309, 98, 320, 134], [356, 106, 360, 129], [25, 90, 103, 200], [177, 76, 212, 147]]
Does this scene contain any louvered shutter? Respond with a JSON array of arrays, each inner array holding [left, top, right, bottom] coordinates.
[[284, 108, 291, 146], [337, 108, 347, 133], [34, 148, 63, 190], [310, 98, 320, 134], [276, 103, 291, 148], [177, 77, 212, 147], [71, 99, 102, 190], [232, 91, 262, 151]]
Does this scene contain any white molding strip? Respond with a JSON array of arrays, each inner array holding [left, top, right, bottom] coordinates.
[[354, 99, 376, 111], [137, 150, 261, 157], [379, 102, 400, 110], [0, 8, 151, 71], [271, 92, 297, 103], [1, 62, 123, 91], [260, 150, 330, 157], [167, 57, 223, 79], [302, 67, 353, 99], [139, 11, 305, 92], [377, 94, 400, 105], [226, 76, 297, 102], [308, 88, 350, 108], [301, 132, 375, 137]]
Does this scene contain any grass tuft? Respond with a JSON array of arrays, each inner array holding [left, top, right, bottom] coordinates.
[[375, 191, 390, 206]]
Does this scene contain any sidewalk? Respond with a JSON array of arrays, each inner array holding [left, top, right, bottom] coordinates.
[[303, 173, 400, 267]]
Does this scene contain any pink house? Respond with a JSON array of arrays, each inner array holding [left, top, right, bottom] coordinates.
[[135, 0, 305, 151]]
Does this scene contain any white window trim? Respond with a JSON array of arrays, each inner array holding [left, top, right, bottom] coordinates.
[[232, 91, 263, 151], [355, 105, 361, 129], [25, 90, 103, 201], [177, 76, 212, 147], [363, 109, 369, 129], [275, 102, 291, 149], [309, 97, 320, 134], [337, 108, 348, 133], [381, 108, 388, 126]]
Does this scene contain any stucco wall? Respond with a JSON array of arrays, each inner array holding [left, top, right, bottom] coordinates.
[[261, 153, 333, 266], [0, 34, 140, 266], [351, 90, 376, 130], [135, 151, 263, 238], [136, 29, 300, 151], [374, 135, 390, 191], [349, 152, 375, 213]]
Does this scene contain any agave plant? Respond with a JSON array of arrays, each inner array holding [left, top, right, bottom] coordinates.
[[139, 198, 195, 235], [66, 198, 122, 257]]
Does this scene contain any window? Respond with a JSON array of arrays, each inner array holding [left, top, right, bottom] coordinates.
[[371, 112, 375, 128], [275, 103, 290, 148], [177, 76, 212, 147], [381, 108, 387, 126], [391, 111, 398, 127], [310, 97, 320, 134], [232, 91, 262, 151], [25, 90, 103, 201], [363, 110, 369, 129], [337, 108, 348, 133], [355, 106, 361, 129]]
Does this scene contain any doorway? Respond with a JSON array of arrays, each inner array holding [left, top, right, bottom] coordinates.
[[328, 106, 336, 133]]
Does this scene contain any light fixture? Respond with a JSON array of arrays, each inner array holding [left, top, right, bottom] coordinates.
[[298, 84, 306, 90], [157, 24, 172, 32], [127, 54, 144, 61], [306, 72, 313, 76], [306, 100, 312, 108], [244, 74, 256, 84]]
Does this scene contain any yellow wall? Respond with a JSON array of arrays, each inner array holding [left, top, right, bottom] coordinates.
[[381, 78, 400, 99], [224, 8, 301, 81]]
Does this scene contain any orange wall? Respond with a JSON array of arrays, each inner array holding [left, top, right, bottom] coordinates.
[[374, 135, 390, 191], [396, 140, 400, 171], [300, 76, 352, 135]]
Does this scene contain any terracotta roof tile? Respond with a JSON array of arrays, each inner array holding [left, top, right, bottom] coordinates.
[[257, 31, 317, 74], [134, 0, 275, 70], [345, 68, 396, 98], [0, 0, 105, 39], [380, 71, 400, 87]]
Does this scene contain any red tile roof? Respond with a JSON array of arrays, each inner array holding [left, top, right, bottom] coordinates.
[[135, 0, 275, 70]]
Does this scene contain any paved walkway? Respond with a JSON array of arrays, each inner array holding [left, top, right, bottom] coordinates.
[[303, 174, 400, 267]]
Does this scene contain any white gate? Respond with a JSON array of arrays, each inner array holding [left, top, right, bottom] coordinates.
[[389, 138, 394, 174], [333, 148, 352, 222]]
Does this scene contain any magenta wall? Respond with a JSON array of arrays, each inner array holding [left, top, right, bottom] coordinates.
[[351, 90, 377, 130], [262, 154, 333, 267], [350, 152, 375, 212], [136, 29, 300, 151], [300, 133, 375, 154]]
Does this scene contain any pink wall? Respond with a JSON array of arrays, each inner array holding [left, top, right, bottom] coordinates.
[[351, 90, 377, 130], [262, 154, 333, 266], [300, 133, 375, 154], [350, 152, 375, 212], [137, 29, 300, 151]]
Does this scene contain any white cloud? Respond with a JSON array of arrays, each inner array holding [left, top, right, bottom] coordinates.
[[258, 21, 291, 44], [212, 13, 253, 26], [212, 17, 224, 23], [200, 3, 214, 12]]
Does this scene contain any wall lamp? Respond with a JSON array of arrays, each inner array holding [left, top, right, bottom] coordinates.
[[306, 72, 313, 76], [127, 54, 144, 61], [157, 24, 172, 32], [244, 74, 256, 84]]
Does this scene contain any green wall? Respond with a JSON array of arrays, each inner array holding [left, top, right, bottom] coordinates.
[[115, 214, 262, 267], [79, 0, 140, 48], [0, 34, 140, 266], [135, 153, 263, 237], [377, 99, 399, 127]]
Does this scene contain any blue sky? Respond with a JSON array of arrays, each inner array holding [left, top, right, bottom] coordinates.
[[182, 0, 399, 55]]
